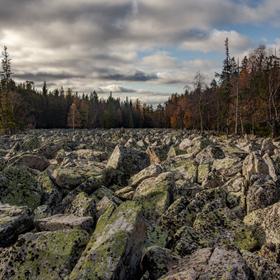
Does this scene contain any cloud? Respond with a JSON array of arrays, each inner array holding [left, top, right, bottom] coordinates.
[[97, 84, 137, 93], [98, 70, 159, 82], [14, 71, 82, 82], [0, 0, 278, 104], [182, 29, 251, 54]]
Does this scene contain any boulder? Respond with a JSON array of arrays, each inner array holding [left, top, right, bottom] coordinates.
[[35, 214, 94, 232], [8, 153, 49, 171], [263, 153, 278, 181], [160, 247, 252, 280], [261, 138, 277, 156], [246, 176, 280, 213], [0, 204, 34, 247], [196, 145, 225, 163], [141, 246, 180, 280], [242, 250, 280, 279], [115, 186, 134, 200], [244, 201, 280, 244], [146, 146, 169, 164], [130, 164, 164, 188], [70, 201, 146, 280], [242, 153, 270, 181], [37, 170, 62, 206], [0, 166, 43, 210], [38, 140, 65, 159], [50, 164, 103, 189], [63, 192, 96, 218], [0, 229, 89, 279], [106, 144, 149, 176], [133, 172, 174, 221], [178, 138, 192, 150]]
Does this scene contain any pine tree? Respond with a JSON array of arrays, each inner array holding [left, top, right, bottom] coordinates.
[[1, 46, 13, 90], [42, 81, 48, 96], [0, 46, 16, 134]]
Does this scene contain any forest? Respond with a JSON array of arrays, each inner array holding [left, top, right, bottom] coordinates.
[[0, 39, 279, 136]]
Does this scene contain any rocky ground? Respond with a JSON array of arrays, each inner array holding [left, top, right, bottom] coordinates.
[[0, 129, 280, 279]]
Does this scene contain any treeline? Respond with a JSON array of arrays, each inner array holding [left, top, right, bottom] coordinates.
[[0, 40, 279, 136], [166, 40, 280, 136]]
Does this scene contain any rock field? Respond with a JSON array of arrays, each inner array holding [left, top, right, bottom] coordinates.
[[0, 129, 280, 279]]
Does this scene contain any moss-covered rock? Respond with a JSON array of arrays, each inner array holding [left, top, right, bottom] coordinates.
[[244, 201, 280, 244], [70, 201, 146, 280], [0, 166, 43, 210], [66, 192, 96, 217], [106, 144, 150, 177], [37, 170, 62, 206], [0, 204, 34, 247], [35, 214, 94, 232], [242, 250, 280, 279], [141, 246, 180, 280], [133, 172, 173, 222], [160, 247, 252, 280], [8, 153, 49, 171], [0, 229, 89, 279]]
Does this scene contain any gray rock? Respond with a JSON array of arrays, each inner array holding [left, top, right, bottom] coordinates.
[[0, 229, 89, 279], [107, 144, 149, 176], [0, 204, 34, 247], [160, 247, 252, 280], [35, 214, 94, 232], [141, 246, 180, 280], [70, 201, 146, 280], [8, 153, 49, 171], [246, 176, 280, 213]]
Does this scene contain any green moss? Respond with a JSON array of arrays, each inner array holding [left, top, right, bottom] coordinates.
[[37, 171, 54, 194], [145, 225, 168, 248], [0, 230, 89, 280], [197, 163, 210, 184], [70, 201, 144, 280], [0, 166, 42, 210], [234, 227, 260, 251]]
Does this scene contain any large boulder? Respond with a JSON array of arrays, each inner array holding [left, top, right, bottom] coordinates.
[[63, 191, 96, 218], [8, 153, 49, 171], [130, 164, 164, 188], [35, 214, 94, 232], [195, 145, 225, 163], [160, 247, 252, 279], [242, 250, 280, 279], [246, 176, 280, 213], [244, 201, 280, 244], [37, 139, 65, 159], [261, 138, 277, 156], [70, 201, 146, 280], [146, 146, 169, 164], [133, 172, 174, 221], [106, 145, 149, 176], [263, 153, 278, 181], [141, 246, 180, 280], [0, 166, 43, 210], [178, 138, 192, 151], [242, 152, 271, 181], [0, 229, 89, 279], [50, 163, 103, 190], [0, 204, 34, 247]]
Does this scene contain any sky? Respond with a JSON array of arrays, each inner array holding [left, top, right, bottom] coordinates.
[[0, 0, 280, 104]]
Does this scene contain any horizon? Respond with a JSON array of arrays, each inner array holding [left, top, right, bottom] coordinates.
[[1, 0, 280, 104]]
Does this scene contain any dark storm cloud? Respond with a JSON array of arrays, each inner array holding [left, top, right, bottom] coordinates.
[[98, 70, 158, 82], [14, 71, 82, 82]]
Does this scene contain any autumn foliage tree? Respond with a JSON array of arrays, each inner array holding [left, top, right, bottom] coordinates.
[[67, 99, 81, 129]]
